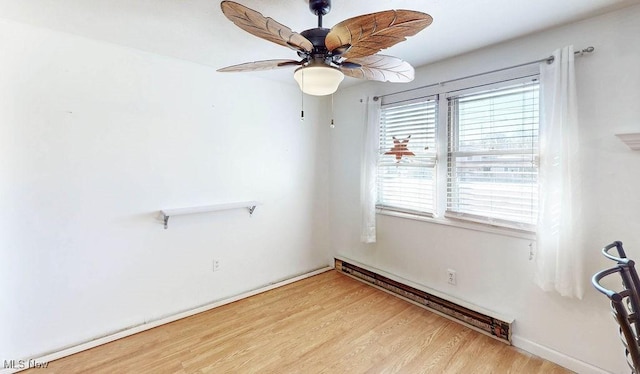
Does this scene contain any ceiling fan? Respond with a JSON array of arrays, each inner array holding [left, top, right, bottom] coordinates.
[[217, 0, 433, 96]]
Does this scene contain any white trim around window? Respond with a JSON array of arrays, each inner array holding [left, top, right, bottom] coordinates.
[[375, 67, 540, 236]]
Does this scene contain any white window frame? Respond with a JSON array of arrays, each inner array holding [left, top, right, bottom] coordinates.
[[376, 69, 540, 237], [445, 77, 539, 231], [376, 96, 438, 217]]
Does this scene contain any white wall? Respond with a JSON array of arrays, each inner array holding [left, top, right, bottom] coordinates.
[[0, 20, 331, 359], [329, 4, 640, 374]]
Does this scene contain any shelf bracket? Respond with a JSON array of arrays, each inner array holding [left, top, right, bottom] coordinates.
[[163, 214, 170, 230]]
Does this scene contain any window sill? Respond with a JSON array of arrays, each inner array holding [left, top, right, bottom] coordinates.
[[376, 209, 536, 241]]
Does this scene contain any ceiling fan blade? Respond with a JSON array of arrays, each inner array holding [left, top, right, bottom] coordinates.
[[340, 55, 415, 82], [221, 1, 313, 53], [326, 10, 433, 59], [217, 59, 302, 72]]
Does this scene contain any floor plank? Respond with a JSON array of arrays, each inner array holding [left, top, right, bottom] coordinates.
[[23, 271, 572, 373]]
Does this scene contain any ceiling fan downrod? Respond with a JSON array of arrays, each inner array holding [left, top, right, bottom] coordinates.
[[309, 0, 331, 27]]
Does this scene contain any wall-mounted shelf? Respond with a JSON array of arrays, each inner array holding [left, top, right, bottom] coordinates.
[[160, 201, 260, 229], [616, 133, 640, 150]]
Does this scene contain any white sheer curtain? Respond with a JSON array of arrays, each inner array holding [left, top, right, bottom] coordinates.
[[360, 97, 380, 243], [535, 45, 585, 299]]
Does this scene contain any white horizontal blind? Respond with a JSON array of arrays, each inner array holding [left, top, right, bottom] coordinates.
[[377, 99, 437, 215], [447, 80, 539, 229]]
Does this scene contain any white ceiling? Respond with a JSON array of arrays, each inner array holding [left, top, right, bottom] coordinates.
[[0, 0, 638, 86]]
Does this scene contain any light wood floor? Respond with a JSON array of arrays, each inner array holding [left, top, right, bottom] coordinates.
[[25, 270, 572, 373]]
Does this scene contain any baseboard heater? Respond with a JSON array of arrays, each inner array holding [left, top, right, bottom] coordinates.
[[335, 258, 512, 345]]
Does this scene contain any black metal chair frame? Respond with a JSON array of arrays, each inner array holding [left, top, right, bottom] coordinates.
[[592, 241, 640, 373]]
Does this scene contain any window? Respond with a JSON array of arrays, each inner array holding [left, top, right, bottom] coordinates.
[[375, 76, 540, 232], [377, 99, 437, 216], [447, 81, 539, 230]]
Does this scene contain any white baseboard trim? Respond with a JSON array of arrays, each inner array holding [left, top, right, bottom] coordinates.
[[1, 266, 333, 374], [512, 335, 610, 374]]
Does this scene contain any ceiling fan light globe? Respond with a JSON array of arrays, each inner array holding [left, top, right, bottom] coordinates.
[[293, 65, 344, 96]]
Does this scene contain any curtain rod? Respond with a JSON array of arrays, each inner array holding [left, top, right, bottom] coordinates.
[[373, 46, 594, 101]]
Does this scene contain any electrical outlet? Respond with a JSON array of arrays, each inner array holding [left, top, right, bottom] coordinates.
[[213, 258, 221, 272], [447, 269, 457, 285]]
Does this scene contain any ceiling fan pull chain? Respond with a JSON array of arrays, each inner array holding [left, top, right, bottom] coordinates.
[[330, 93, 335, 128], [301, 70, 305, 121]]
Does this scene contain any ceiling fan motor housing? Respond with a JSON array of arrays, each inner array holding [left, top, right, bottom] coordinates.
[[299, 28, 330, 58]]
